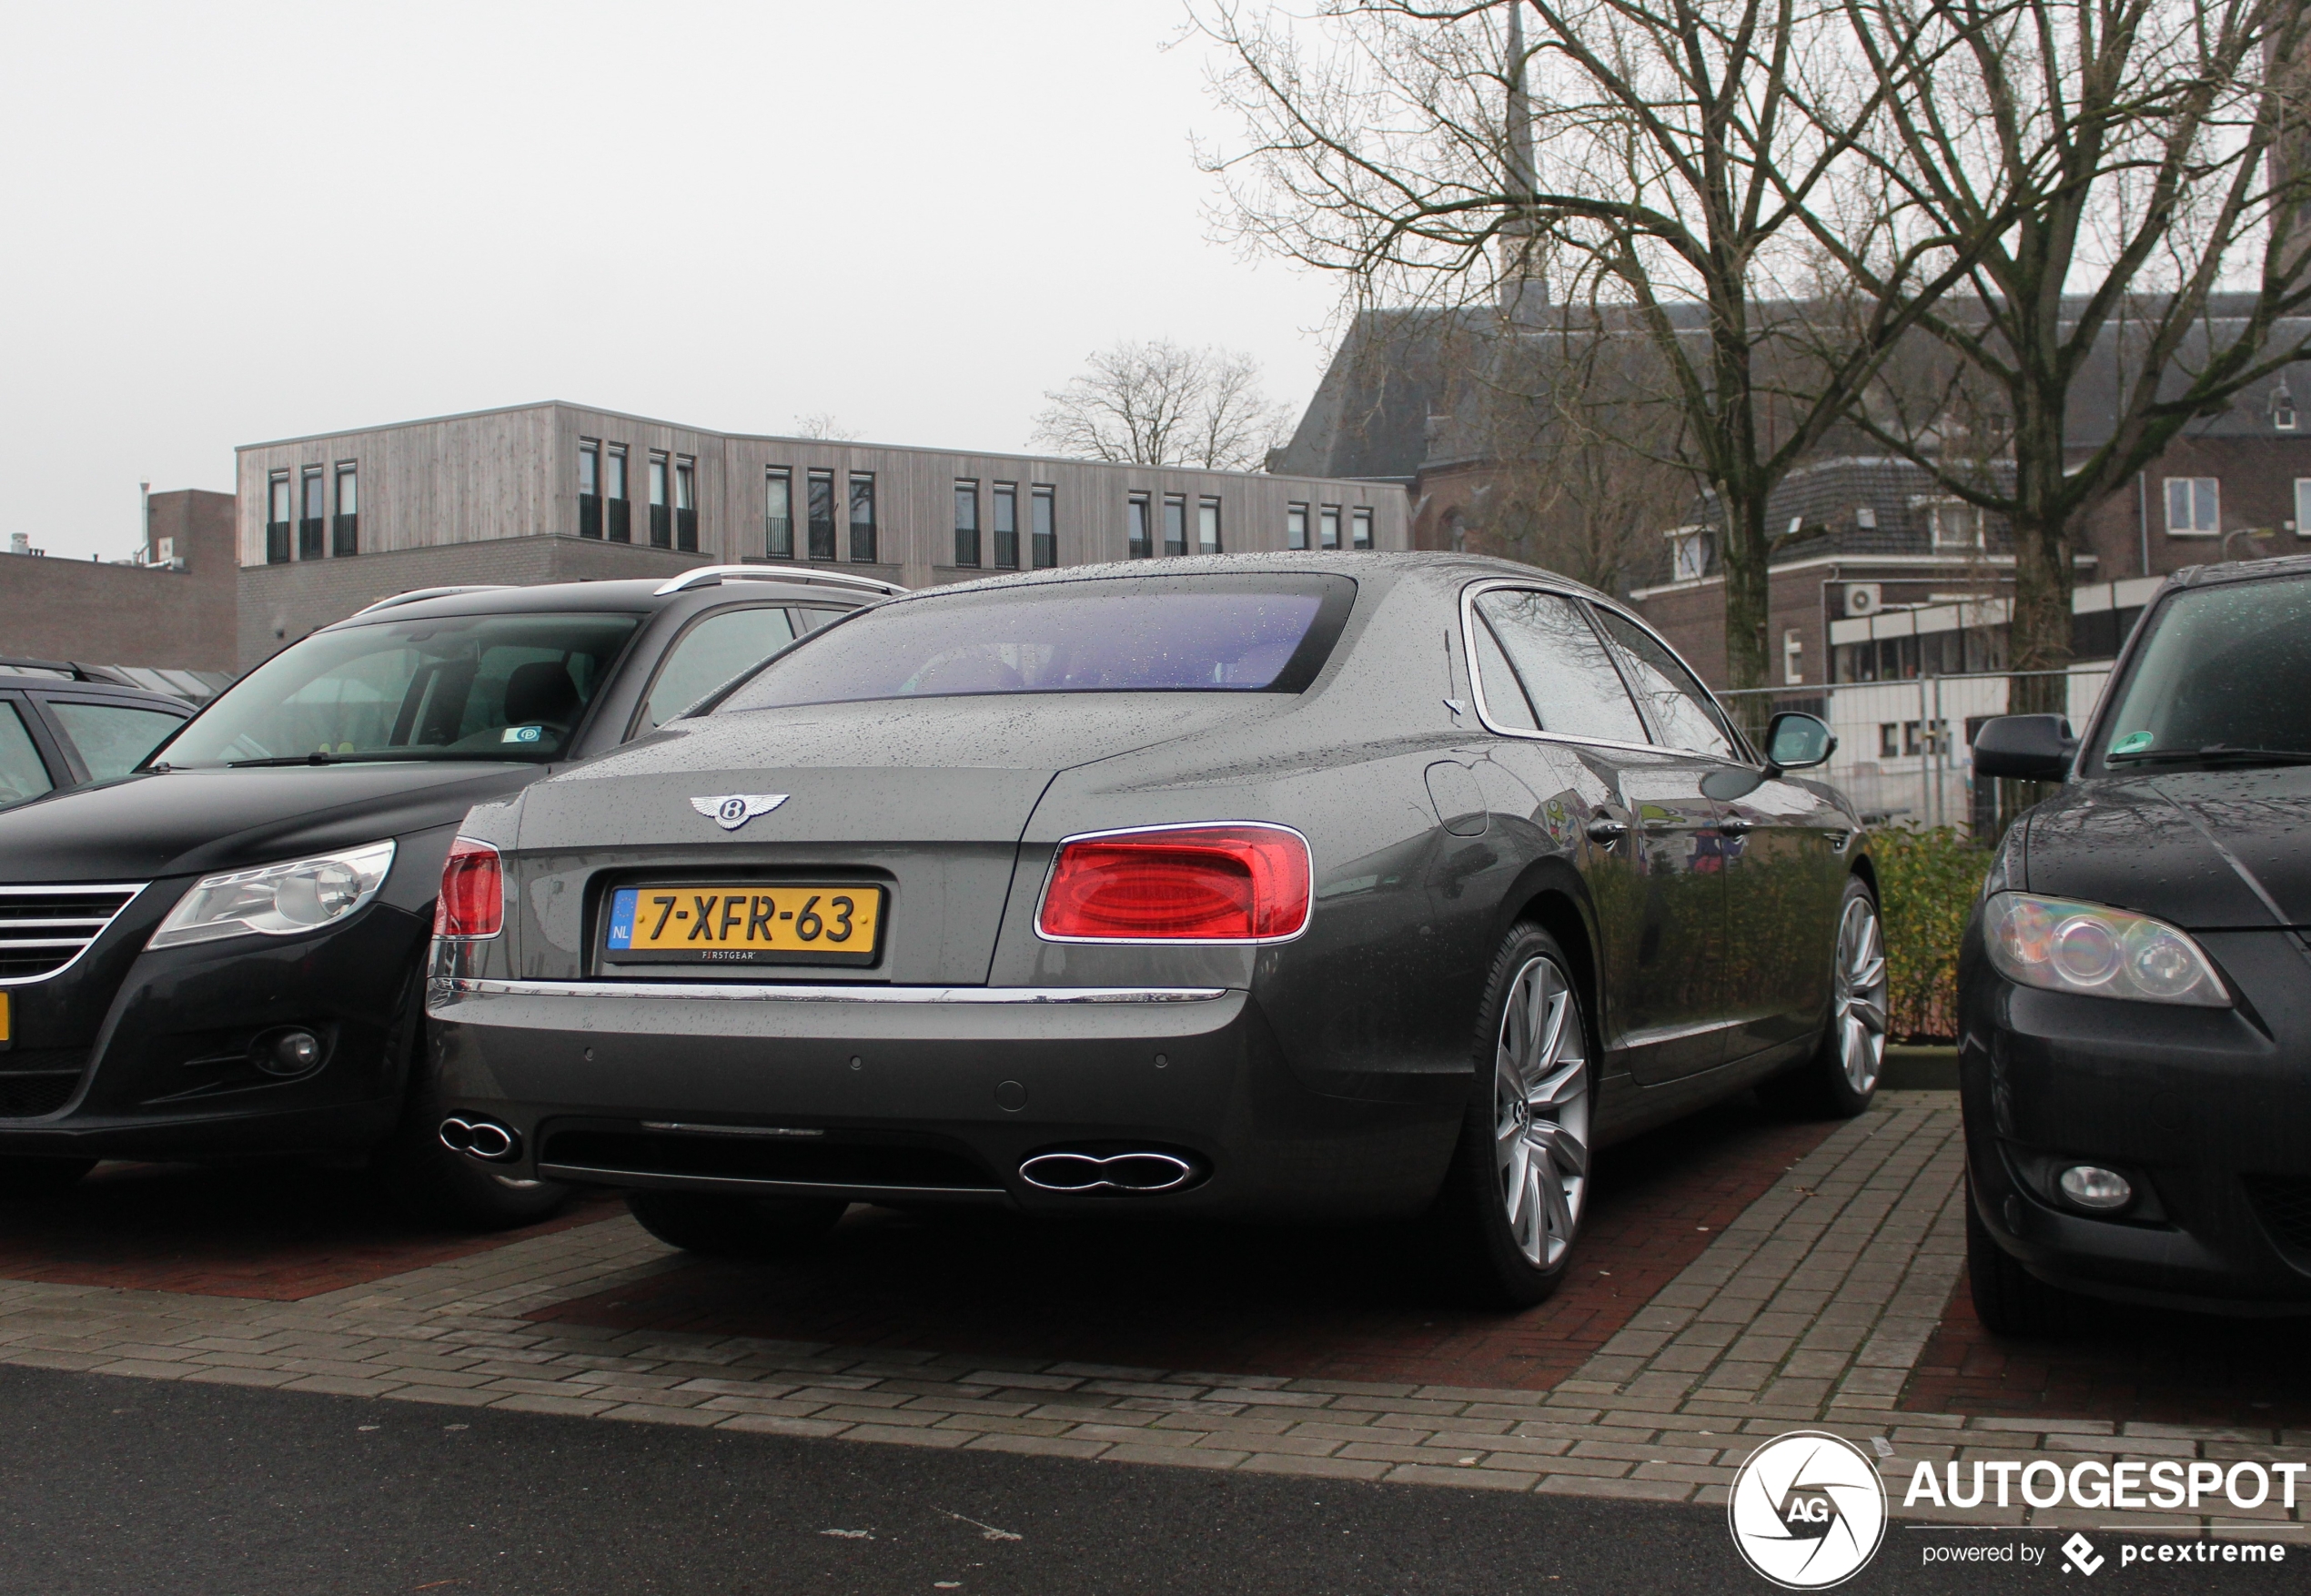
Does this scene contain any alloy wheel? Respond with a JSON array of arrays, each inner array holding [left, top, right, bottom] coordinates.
[[1494, 955, 1590, 1268], [1833, 894, 1890, 1095]]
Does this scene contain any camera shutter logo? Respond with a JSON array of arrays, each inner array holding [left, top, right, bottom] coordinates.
[[1727, 1430, 1887, 1588]]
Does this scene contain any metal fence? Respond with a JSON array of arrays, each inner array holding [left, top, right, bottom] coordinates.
[[1721, 667, 2112, 838]]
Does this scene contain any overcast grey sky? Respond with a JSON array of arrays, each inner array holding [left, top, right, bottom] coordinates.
[[0, 1, 1343, 561]]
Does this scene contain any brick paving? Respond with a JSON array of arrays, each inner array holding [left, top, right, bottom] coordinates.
[[0, 1088, 2306, 1539], [526, 1095, 1835, 1391], [0, 1162, 623, 1299]]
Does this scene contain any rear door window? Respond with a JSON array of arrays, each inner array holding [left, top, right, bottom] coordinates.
[[45, 699, 187, 781], [641, 606, 801, 732], [1473, 590, 1648, 744], [0, 702, 56, 809]]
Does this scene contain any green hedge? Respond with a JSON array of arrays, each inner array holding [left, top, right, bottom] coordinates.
[[1871, 825, 1986, 1043]]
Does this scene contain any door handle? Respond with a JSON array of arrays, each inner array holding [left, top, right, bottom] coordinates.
[[1641, 817, 1678, 835], [1585, 817, 1630, 844], [1717, 816, 1751, 834]]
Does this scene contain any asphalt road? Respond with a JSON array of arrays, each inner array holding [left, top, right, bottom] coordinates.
[[0, 1365, 2295, 1595]]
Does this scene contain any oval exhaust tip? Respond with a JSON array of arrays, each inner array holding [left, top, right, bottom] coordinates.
[[1018, 1150, 1195, 1194], [439, 1116, 520, 1163]]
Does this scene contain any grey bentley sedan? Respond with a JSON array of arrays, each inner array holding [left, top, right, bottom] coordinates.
[[426, 553, 1882, 1303]]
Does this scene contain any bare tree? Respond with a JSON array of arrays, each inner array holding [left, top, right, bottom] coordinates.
[[791, 412, 856, 441], [1196, 0, 1995, 699], [1801, 0, 2311, 712], [1029, 339, 1295, 470]]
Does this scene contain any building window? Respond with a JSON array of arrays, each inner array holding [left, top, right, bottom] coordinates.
[[648, 451, 671, 549], [675, 457, 698, 552], [332, 462, 358, 557], [1319, 505, 1340, 550], [1855, 504, 1877, 530], [299, 467, 326, 560], [1351, 506, 1373, 550], [1928, 500, 1983, 550], [2295, 479, 2311, 537], [1127, 493, 1152, 559], [1783, 627, 1803, 686], [807, 470, 837, 560], [1445, 509, 1466, 553], [994, 482, 1019, 569], [1163, 495, 1187, 557], [849, 471, 877, 562], [1667, 526, 1709, 581], [1196, 497, 1221, 555], [605, 446, 631, 542], [1032, 484, 1056, 568], [579, 439, 602, 540], [2277, 385, 2297, 430], [1287, 503, 1309, 550], [266, 470, 292, 564], [765, 468, 792, 560], [2165, 476, 2219, 535], [954, 480, 980, 567]]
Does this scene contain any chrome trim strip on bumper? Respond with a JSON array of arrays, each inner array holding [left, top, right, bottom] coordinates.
[[446, 978, 1231, 1005], [537, 1162, 1008, 1200]]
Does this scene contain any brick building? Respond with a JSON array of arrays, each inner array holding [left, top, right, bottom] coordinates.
[[0, 489, 237, 676]]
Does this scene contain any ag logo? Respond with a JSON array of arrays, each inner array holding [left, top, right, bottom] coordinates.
[[690, 793, 788, 832], [1727, 1430, 1887, 1589]]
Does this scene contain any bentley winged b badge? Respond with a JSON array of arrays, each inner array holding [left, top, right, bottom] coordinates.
[[691, 793, 789, 832]]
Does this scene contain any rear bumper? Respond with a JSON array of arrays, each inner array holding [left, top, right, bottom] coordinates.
[[426, 976, 1462, 1221]]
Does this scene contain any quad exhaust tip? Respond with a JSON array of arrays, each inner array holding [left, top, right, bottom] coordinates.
[[439, 1115, 520, 1163], [1018, 1149, 1197, 1195]]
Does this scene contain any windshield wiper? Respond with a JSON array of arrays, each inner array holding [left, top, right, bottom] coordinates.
[[2108, 745, 2311, 767]]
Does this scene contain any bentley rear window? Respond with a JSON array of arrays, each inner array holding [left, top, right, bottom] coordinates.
[[716, 574, 1356, 711]]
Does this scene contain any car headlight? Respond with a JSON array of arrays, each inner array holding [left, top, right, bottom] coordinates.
[[1983, 890, 2227, 1006], [148, 841, 397, 950]]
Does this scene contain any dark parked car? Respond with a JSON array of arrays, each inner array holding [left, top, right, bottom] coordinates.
[[0, 662, 193, 812], [427, 553, 1883, 1303], [0, 567, 894, 1217], [1962, 555, 2311, 1331]]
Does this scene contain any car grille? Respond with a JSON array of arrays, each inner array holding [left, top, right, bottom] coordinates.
[[0, 1049, 86, 1117], [2243, 1174, 2311, 1252], [0, 884, 145, 981]]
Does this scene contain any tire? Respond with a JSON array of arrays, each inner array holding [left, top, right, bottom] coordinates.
[[1965, 1178, 2079, 1337], [377, 960, 571, 1230], [1757, 876, 1887, 1119], [1429, 924, 1595, 1308], [0, 1157, 95, 1199], [626, 1189, 848, 1260]]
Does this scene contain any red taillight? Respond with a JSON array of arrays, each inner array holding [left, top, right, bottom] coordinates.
[[435, 837, 503, 940], [1037, 824, 1311, 942]]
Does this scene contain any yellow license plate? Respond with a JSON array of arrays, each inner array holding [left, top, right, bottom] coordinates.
[[0, 990, 9, 1048], [604, 884, 883, 967]]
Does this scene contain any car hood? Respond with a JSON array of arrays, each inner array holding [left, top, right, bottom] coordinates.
[[514, 693, 1288, 849], [2024, 766, 2311, 929], [0, 761, 540, 885]]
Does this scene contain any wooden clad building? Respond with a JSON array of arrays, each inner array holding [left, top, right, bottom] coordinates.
[[234, 402, 1410, 669]]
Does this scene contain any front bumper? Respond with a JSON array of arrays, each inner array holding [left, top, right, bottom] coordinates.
[[1959, 924, 2311, 1313], [0, 900, 428, 1159], [427, 975, 1463, 1222]]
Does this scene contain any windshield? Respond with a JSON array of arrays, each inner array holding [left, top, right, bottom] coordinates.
[[2094, 574, 2311, 773], [156, 612, 641, 768], [714, 574, 1355, 712]]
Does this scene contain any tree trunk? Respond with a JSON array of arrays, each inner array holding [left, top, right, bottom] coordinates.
[[2003, 401, 2075, 720], [1718, 481, 1773, 732]]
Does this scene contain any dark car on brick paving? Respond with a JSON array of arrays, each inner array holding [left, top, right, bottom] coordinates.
[[0, 567, 893, 1224], [1963, 554, 2311, 1331], [425, 552, 1888, 1304]]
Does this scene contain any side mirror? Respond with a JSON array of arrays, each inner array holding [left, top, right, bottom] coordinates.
[[1972, 714, 2076, 782], [1763, 712, 1835, 772], [1699, 712, 1839, 802]]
